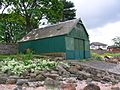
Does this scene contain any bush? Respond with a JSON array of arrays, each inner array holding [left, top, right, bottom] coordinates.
[[91, 53, 103, 60], [102, 52, 120, 57], [0, 57, 58, 76]]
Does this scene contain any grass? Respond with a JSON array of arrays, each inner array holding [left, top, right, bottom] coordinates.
[[0, 55, 16, 60]]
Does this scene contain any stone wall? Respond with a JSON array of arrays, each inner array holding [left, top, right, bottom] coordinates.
[[0, 43, 18, 54]]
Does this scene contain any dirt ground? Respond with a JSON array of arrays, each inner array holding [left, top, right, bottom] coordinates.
[[0, 81, 120, 90]]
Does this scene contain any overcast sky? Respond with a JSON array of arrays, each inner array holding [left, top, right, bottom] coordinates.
[[69, 0, 120, 45]]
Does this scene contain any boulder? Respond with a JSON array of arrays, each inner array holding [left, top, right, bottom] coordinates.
[[14, 86, 22, 90], [86, 78, 92, 84], [6, 78, 17, 84], [51, 70, 58, 74], [44, 73, 59, 80], [75, 64, 82, 70], [60, 83, 76, 90], [102, 76, 111, 82], [35, 74, 46, 81], [56, 65, 70, 77], [77, 71, 91, 80], [30, 73, 37, 78], [68, 66, 79, 74], [0, 77, 7, 84], [65, 77, 77, 83], [16, 79, 28, 86], [28, 81, 44, 87], [83, 83, 100, 90], [44, 77, 60, 87]]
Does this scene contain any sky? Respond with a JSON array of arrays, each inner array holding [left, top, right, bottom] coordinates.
[[69, 0, 120, 45], [1, 0, 120, 45]]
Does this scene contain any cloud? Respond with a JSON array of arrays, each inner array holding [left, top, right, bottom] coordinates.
[[88, 21, 120, 45], [69, 0, 120, 29]]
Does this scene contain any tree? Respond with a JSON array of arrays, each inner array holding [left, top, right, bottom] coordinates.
[[61, 0, 76, 21], [0, 13, 25, 43], [1, 0, 63, 33], [112, 36, 120, 47], [0, 1, 2, 9]]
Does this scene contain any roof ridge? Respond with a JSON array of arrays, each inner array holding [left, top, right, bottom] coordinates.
[[36, 18, 80, 30]]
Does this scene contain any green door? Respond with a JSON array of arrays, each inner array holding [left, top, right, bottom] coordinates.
[[74, 39, 85, 59]]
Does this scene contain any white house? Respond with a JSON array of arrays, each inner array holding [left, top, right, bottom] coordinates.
[[90, 42, 107, 50]]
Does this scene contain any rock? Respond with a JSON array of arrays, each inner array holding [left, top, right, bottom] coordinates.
[[100, 80, 106, 84], [93, 76, 101, 82], [6, 78, 16, 84], [77, 71, 91, 80], [75, 64, 82, 70], [7, 70, 14, 76], [60, 83, 76, 90], [22, 83, 29, 87], [51, 70, 58, 74], [35, 74, 46, 81], [83, 83, 100, 90], [22, 71, 29, 77], [96, 73, 101, 78], [44, 73, 59, 80], [111, 78, 119, 84], [56, 76, 63, 81], [79, 71, 91, 77], [0, 77, 7, 84], [14, 86, 22, 90], [66, 77, 77, 83], [44, 77, 60, 87], [102, 76, 111, 82], [86, 78, 92, 84], [30, 73, 36, 78], [34, 70, 42, 75], [111, 87, 120, 90], [16, 79, 28, 86], [70, 74, 79, 77], [56, 65, 70, 77], [68, 66, 78, 74], [28, 81, 44, 87], [9, 75, 20, 79]]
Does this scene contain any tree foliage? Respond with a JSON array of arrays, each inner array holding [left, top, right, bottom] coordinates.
[[112, 36, 120, 47], [0, 0, 64, 43], [61, 0, 76, 21], [0, 13, 25, 43], [0, 1, 2, 9], [1, 0, 63, 33]]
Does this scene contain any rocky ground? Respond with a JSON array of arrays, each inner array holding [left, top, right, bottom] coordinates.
[[0, 60, 120, 90]]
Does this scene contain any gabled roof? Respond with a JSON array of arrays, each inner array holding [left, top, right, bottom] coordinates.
[[90, 42, 107, 46], [19, 18, 86, 42]]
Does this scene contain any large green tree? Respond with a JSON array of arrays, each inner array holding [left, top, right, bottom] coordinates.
[[0, 13, 25, 43], [112, 36, 120, 47], [1, 0, 63, 33], [61, 0, 76, 21]]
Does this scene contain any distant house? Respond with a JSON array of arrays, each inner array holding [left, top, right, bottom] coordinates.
[[90, 42, 107, 50], [18, 19, 90, 60], [107, 46, 120, 53]]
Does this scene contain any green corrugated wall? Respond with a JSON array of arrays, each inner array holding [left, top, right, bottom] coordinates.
[[19, 35, 66, 54]]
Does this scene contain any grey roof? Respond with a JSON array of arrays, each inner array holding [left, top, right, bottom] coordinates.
[[90, 42, 107, 46], [19, 19, 83, 42]]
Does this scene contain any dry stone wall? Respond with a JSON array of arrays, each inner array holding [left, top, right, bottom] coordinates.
[[0, 43, 18, 54]]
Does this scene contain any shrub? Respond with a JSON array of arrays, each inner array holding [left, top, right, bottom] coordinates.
[[91, 53, 103, 60], [0, 58, 58, 76]]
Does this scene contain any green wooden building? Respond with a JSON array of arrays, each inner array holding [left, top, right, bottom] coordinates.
[[18, 19, 90, 59]]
